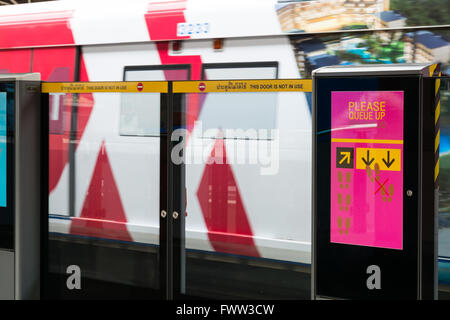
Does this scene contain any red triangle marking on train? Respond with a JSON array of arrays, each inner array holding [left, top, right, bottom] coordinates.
[[196, 137, 260, 257], [70, 141, 132, 242]]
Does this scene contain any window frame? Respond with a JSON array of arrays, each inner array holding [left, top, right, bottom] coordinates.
[[199, 61, 280, 141], [123, 64, 191, 82], [201, 61, 279, 80]]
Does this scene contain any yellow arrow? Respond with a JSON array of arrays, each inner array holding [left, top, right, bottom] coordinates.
[[339, 152, 351, 165]]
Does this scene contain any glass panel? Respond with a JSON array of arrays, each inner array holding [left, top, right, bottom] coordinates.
[[46, 92, 161, 299], [182, 91, 312, 299]]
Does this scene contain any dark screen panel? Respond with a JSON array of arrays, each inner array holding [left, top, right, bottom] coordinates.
[[315, 76, 420, 299], [0, 82, 15, 250]]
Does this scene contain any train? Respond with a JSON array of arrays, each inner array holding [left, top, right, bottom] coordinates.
[[0, 0, 449, 297]]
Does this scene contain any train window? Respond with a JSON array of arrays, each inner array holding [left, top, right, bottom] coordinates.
[[200, 62, 278, 139], [120, 65, 190, 136], [124, 66, 190, 81], [202, 63, 278, 80], [119, 92, 161, 136]]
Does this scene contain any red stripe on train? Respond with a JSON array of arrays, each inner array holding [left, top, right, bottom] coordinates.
[[37, 47, 76, 192], [0, 11, 75, 48], [70, 141, 132, 241], [145, 0, 189, 41], [145, 0, 203, 131], [145, 2, 260, 257], [0, 49, 31, 73], [197, 137, 260, 257]]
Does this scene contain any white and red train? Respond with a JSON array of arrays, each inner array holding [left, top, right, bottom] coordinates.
[[0, 0, 444, 267]]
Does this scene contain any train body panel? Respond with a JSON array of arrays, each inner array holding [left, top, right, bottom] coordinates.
[[44, 35, 312, 262], [0, 0, 448, 271]]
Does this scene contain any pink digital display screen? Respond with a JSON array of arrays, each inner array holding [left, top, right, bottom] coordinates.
[[330, 91, 404, 250]]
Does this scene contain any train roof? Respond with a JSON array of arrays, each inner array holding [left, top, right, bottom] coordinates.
[[1, 0, 448, 50], [0, 0, 283, 49]]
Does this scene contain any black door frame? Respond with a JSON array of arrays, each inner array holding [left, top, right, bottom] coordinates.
[[160, 82, 186, 299]]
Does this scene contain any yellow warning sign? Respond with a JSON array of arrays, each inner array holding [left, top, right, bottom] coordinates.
[[356, 148, 401, 171], [41, 81, 168, 93], [172, 79, 312, 93]]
